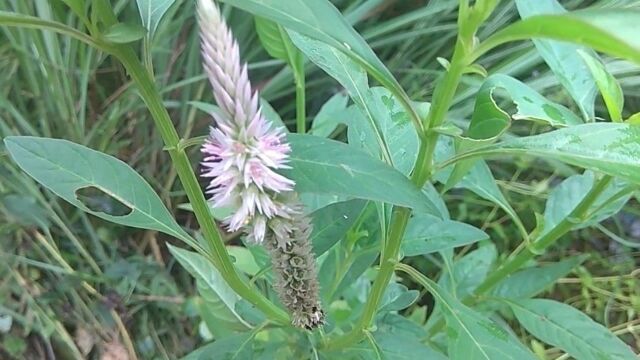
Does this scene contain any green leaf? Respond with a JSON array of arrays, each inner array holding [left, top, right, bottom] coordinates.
[[0, 195, 50, 230], [102, 23, 146, 43], [289, 32, 396, 167], [310, 92, 349, 138], [4, 137, 192, 244], [182, 332, 253, 360], [61, 0, 85, 18], [402, 214, 488, 257], [492, 256, 586, 299], [167, 245, 251, 329], [255, 16, 298, 65], [475, 9, 640, 65], [435, 137, 527, 241], [482, 123, 640, 185], [446, 74, 581, 190], [336, 331, 448, 360], [196, 279, 247, 338], [219, 0, 402, 100], [578, 49, 624, 122], [285, 134, 441, 216], [378, 283, 419, 313], [136, 0, 175, 39], [348, 87, 421, 174], [440, 243, 497, 299], [406, 270, 536, 360], [508, 299, 636, 360], [515, 0, 598, 120], [310, 199, 367, 256], [543, 171, 632, 234]]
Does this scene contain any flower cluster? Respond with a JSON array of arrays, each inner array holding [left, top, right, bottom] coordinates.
[[197, 0, 323, 329]]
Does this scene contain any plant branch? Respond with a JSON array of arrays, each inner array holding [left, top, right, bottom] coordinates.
[[114, 47, 289, 325]]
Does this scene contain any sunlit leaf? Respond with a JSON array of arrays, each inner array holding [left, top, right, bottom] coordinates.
[[508, 299, 636, 360], [285, 134, 441, 216]]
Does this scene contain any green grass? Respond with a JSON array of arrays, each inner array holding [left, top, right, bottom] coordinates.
[[0, 0, 639, 358]]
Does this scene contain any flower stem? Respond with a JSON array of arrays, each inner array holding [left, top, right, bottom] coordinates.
[[324, 11, 472, 351], [295, 61, 306, 133], [115, 47, 289, 325]]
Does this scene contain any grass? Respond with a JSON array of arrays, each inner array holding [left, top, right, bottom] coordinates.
[[0, 0, 639, 358]]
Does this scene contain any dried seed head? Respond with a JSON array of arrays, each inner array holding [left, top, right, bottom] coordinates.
[[264, 200, 325, 330]]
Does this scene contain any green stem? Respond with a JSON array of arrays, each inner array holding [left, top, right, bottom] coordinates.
[[115, 48, 289, 325], [474, 175, 613, 295], [324, 18, 472, 352], [295, 62, 306, 133]]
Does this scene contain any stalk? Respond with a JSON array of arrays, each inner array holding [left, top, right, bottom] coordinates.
[[115, 48, 289, 325], [323, 5, 474, 350]]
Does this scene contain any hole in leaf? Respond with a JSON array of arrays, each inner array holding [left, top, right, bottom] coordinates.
[[75, 186, 132, 217]]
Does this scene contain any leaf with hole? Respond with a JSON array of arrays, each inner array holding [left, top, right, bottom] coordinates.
[[285, 134, 441, 216], [4, 136, 193, 245], [508, 299, 636, 360], [445, 74, 581, 190]]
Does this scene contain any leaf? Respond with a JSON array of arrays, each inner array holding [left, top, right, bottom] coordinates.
[[446, 74, 581, 189], [337, 331, 448, 360], [515, 0, 598, 120], [543, 171, 632, 234], [483, 123, 640, 185], [405, 269, 536, 360], [311, 92, 349, 138], [167, 244, 251, 329], [255, 16, 297, 63], [0, 194, 50, 230], [435, 136, 527, 240], [402, 214, 489, 257], [102, 23, 146, 43], [476, 10, 640, 65], [440, 243, 497, 299], [285, 134, 441, 216], [182, 333, 253, 360], [4, 137, 192, 244], [578, 49, 624, 122], [492, 256, 586, 299], [333, 247, 379, 299], [136, 0, 175, 39], [349, 87, 421, 174], [508, 299, 636, 360], [61, 0, 85, 18], [288, 32, 395, 168], [310, 199, 367, 256], [219, 0, 400, 95], [378, 283, 419, 313]]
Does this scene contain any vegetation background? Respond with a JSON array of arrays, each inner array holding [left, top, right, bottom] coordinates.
[[1, 0, 639, 358]]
